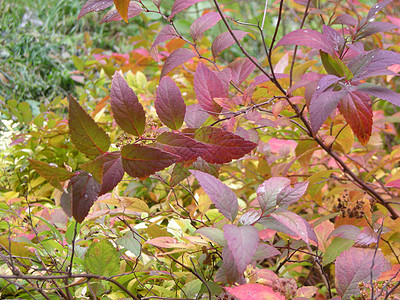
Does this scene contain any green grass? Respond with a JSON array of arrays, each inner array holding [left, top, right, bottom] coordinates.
[[0, 0, 140, 105]]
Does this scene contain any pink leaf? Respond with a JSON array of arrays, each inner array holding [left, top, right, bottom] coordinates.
[[160, 48, 196, 78], [386, 179, 400, 188], [184, 104, 209, 128], [155, 76, 186, 130], [110, 72, 146, 136], [224, 225, 259, 274], [329, 225, 361, 240], [252, 243, 281, 261], [228, 57, 256, 86], [194, 63, 226, 113], [100, 2, 143, 23], [367, 0, 393, 20], [121, 144, 178, 179], [277, 181, 309, 207], [257, 177, 291, 215], [78, 0, 114, 19], [211, 30, 248, 57], [194, 126, 257, 164], [335, 247, 390, 299], [190, 170, 238, 221], [275, 29, 334, 55], [170, 0, 206, 18], [226, 284, 285, 300], [354, 227, 378, 247], [151, 25, 178, 50], [222, 246, 243, 284], [190, 12, 222, 40], [156, 132, 203, 162]]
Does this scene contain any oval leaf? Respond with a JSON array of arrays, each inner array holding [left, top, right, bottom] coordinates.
[[121, 144, 178, 179], [84, 239, 120, 276], [69, 96, 111, 157], [29, 159, 74, 190], [190, 170, 238, 221], [110, 71, 146, 136], [160, 48, 196, 78], [156, 132, 203, 162], [155, 76, 186, 130], [170, 0, 205, 19], [78, 0, 114, 19], [211, 30, 248, 58], [100, 2, 143, 23], [190, 12, 222, 40]]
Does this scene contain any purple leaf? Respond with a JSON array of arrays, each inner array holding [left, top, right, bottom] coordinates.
[[69, 172, 101, 223], [100, 2, 143, 23], [223, 224, 259, 274], [211, 30, 248, 57], [339, 90, 373, 145], [155, 76, 186, 130], [354, 227, 378, 247], [228, 57, 256, 86], [110, 72, 146, 136], [357, 83, 400, 107], [277, 181, 309, 207], [350, 50, 400, 80], [252, 243, 281, 261], [160, 48, 196, 78], [156, 132, 203, 162], [222, 246, 243, 284], [335, 247, 390, 299], [367, 0, 393, 20], [257, 177, 291, 215], [310, 89, 348, 135], [322, 25, 345, 53], [78, 0, 113, 19], [151, 25, 178, 50], [328, 225, 361, 240], [259, 210, 318, 244], [332, 14, 358, 26], [170, 0, 206, 19], [81, 152, 124, 196], [194, 63, 226, 113], [151, 0, 162, 7], [121, 144, 178, 179], [275, 29, 334, 55], [184, 104, 209, 128], [194, 126, 257, 164], [357, 21, 399, 40], [190, 12, 222, 40], [190, 170, 238, 221], [196, 227, 226, 246], [239, 210, 261, 226]]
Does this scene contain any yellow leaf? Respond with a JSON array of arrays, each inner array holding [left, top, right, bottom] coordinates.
[[113, 0, 129, 23]]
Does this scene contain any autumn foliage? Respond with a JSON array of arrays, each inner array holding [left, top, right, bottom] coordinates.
[[2, 0, 400, 299]]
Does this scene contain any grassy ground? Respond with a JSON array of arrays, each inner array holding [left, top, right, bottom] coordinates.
[[0, 0, 139, 107]]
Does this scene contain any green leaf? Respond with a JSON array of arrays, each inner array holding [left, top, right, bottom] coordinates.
[[29, 159, 74, 190], [68, 96, 111, 157], [323, 237, 354, 266], [320, 51, 353, 80], [116, 232, 141, 257], [84, 239, 120, 276]]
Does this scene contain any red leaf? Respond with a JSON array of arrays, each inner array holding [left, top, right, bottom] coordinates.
[[211, 30, 248, 58], [81, 152, 124, 196], [170, 0, 205, 19], [155, 76, 186, 130], [156, 132, 203, 162], [100, 2, 143, 23], [160, 48, 196, 78], [69, 172, 101, 223], [338, 91, 373, 145], [226, 284, 285, 300], [110, 72, 146, 136], [78, 0, 113, 19], [69, 96, 111, 157], [151, 25, 178, 50], [227, 58, 256, 86], [335, 247, 390, 299], [190, 12, 222, 40], [194, 126, 257, 164], [29, 159, 74, 190], [190, 170, 238, 221], [194, 63, 226, 113], [275, 29, 334, 55], [121, 144, 178, 179]]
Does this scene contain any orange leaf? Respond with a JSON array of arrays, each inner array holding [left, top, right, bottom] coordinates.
[[113, 0, 129, 23]]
